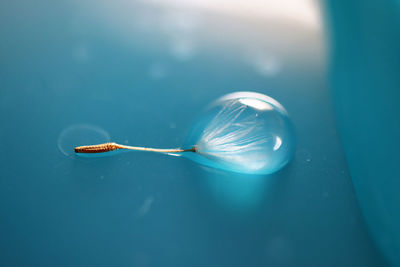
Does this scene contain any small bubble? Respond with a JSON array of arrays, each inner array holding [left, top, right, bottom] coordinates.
[[296, 149, 312, 164], [57, 124, 110, 156]]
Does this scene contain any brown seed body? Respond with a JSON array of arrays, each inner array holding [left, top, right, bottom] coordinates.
[[74, 142, 120, 153], [74, 142, 196, 154]]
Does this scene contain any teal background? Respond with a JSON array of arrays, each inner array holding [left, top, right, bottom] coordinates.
[[0, 0, 397, 266], [326, 0, 400, 265]]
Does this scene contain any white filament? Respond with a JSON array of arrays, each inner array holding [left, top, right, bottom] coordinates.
[[195, 99, 272, 171]]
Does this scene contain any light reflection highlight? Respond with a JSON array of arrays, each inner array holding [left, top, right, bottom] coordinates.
[[145, 0, 321, 30], [274, 136, 282, 151], [239, 98, 274, 111]]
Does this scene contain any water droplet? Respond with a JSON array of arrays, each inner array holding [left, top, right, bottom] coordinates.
[[58, 124, 110, 156], [184, 92, 295, 175]]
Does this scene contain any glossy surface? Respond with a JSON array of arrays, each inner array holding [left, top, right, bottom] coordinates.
[[327, 0, 400, 265], [184, 92, 295, 174], [0, 0, 386, 266]]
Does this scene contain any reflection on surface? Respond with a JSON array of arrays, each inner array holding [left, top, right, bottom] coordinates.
[[238, 98, 274, 111], [88, 0, 325, 82], [146, 0, 321, 30], [58, 124, 110, 156]]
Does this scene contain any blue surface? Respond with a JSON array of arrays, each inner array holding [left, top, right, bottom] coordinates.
[[0, 1, 387, 266], [326, 0, 400, 265]]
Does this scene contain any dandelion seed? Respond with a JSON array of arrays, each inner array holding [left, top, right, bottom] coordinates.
[[74, 92, 295, 175]]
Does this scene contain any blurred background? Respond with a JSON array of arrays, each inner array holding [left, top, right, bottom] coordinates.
[[0, 0, 399, 266]]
